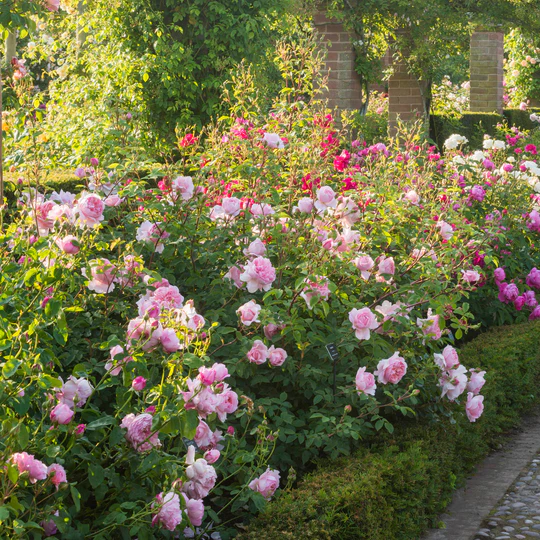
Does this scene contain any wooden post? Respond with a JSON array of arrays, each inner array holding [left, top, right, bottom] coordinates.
[[5, 32, 16, 64]]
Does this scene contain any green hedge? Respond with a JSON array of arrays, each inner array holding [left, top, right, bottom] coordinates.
[[239, 321, 540, 540], [430, 108, 540, 150]]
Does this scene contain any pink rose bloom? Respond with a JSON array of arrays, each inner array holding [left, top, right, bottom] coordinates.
[[514, 295, 526, 311], [300, 276, 330, 308], [417, 310, 442, 340], [210, 196, 242, 220], [152, 492, 182, 531], [104, 194, 123, 207], [297, 197, 314, 213], [494, 267, 505, 282], [466, 392, 484, 422], [314, 186, 337, 213], [127, 317, 163, 351], [404, 190, 420, 205], [349, 307, 379, 341], [243, 238, 266, 258], [184, 459, 217, 499], [182, 494, 205, 526], [198, 363, 229, 386], [374, 352, 408, 384], [57, 376, 93, 408], [215, 385, 239, 422], [434, 345, 460, 370], [524, 290, 538, 308], [172, 176, 194, 201], [262, 132, 285, 149], [531, 305, 540, 320], [239, 256, 276, 292], [85, 258, 117, 294], [375, 301, 403, 322], [467, 369, 486, 395], [136, 221, 169, 253], [248, 468, 280, 500], [35, 201, 57, 234], [247, 340, 268, 364], [378, 256, 395, 276], [462, 269, 481, 283], [56, 235, 80, 254], [237, 300, 262, 326], [41, 516, 58, 537], [161, 328, 181, 353], [264, 323, 283, 339], [526, 268, 540, 289], [437, 220, 454, 241], [204, 449, 220, 464], [50, 403, 74, 424], [182, 379, 219, 417], [268, 346, 287, 367], [48, 463, 67, 490], [440, 365, 468, 401], [194, 420, 213, 449], [45, 0, 60, 11], [132, 376, 147, 391], [11, 452, 48, 483], [75, 424, 86, 435], [121, 413, 161, 452], [106, 345, 133, 376], [355, 367, 376, 396], [76, 193, 104, 228], [225, 265, 243, 288], [251, 203, 275, 216], [354, 255, 375, 280], [503, 283, 520, 302]]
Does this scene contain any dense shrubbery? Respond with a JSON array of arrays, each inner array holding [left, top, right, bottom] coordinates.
[[240, 321, 540, 539]]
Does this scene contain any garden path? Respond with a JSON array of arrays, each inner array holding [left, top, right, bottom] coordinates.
[[422, 411, 540, 540]]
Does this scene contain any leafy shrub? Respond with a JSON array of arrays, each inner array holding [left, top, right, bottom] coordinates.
[[239, 321, 540, 540]]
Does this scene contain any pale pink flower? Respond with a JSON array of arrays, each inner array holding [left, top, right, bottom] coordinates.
[[204, 449, 220, 464], [104, 194, 123, 207], [215, 385, 239, 422], [57, 376, 93, 408], [210, 197, 242, 220], [300, 276, 330, 308], [161, 328, 180, 353], [184, 459, 217, 499], [224, 265, 243, 288], [466, 392, 484, 422], [105, 345, 133, 376], [264, 323, 283, 339], [268, 346, 287, 367], [85, 258, 117, 294], [152, 492, 182, 531], [132, 376, 147, 391], [45, 0, 60, 11], [349, 307, 379, 341], [374, 352, 408, 384], [354, 255, 375, 280], [237, 300, 262, 326], [56, 235, 80, 254], [76, 193, 104, 228], [136, 221, 169, 253], [296, 197, 314, 213], [198, 363, 229, 386], [378, 256, 395, 276], [51, 402, 74, 424], [182, 494, 205, 526], [182, 379, 219, 417], [437, 220, 454, 241], [127, 317, 163, 351], [434, 345, 460, 371], [314, 186, 337, 213], [355, 367, 377, 396], [194, 420, 214, 449], [440, 365, 468, 401], [248, 468, 280, 500], [36, 200, 58, 234], [467, 369, 486, 395], [47, 463, 67, 490], [121, 413, 161, 452], [11, 452, 48, 483], [243, 238, 266, 258], [239, 257, 276, 292], [375, 301, 402, 322], [251, 203, 275, 216], [247, 340, 268, 364], [462, 269, 481, 283], [404, 190, 420, 205], [172, 176, 194, 201], [417, 310, 442, 340], [262, 132, 285, 149]]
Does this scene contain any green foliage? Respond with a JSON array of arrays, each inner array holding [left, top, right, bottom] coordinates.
[[240, 321, 540, 539]]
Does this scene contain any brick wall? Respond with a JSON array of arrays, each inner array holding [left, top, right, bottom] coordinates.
[[470, 31, 504, 113], [313, 10, 363, 114]]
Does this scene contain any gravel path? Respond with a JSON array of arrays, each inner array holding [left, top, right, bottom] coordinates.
[[474, 456, 540, 540]]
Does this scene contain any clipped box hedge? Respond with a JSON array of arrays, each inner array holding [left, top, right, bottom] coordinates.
[[239, 321, 540, 540]]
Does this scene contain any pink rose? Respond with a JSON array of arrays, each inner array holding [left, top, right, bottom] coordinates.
[[239, 256, 276, 293], [378, 256, 395, 276], [184, 459, 217, 499], [462, 269, 481, 283], [437, 220, 454, 241], [524, 290, 538, 308], [440, 365, 468, 401], [297, 197, 314, 213], [194, 420, 213, 449], [171, 176, 194, 201], [45, 0, 60, 11], [243, 238, 266, 258], [264, 323, 284, 339], [58, 376, 93, 407], [262, 132, 285, 149], [494, 268, 506, 282], [127, 317, 163, 351], [198, 363, 229, 385], [41, 516, 58, 537], [215, 385, 239, 422], [467, 369, 486, 395], [182, 494, 205, 526], [354, 255, 375, 280], [76, 193, 104, 228], [204, 449, 220, 464], [349, 307, 379, 341], [11, 452, 48, 483], [121, 413, 161, 452], [50, 403, 74, 424], [48, 463, 67, 489], [466, 392, 484, 422], [104, 194, 123, 207], [268, 346, 287, 367], [225, 265, 243, 288], [374, 352, 407, 384], [85, 258, 117, 294], [247, 340, 268, 364], [417, 310, 442, 340], [434, 345, 460, 370], [132, 376, 147, 391], [152, 492, 182, 531], [248, 468, 280, 500], [237, 300, 261, 326], [355, 367, 377, 396], [526, 268, 540, 289], [56, 235, 80, 254], [136, 221, 169, 253], [404, 190, 420, 205], [106, 345, 133, 376], [300, 276, 330, 308], [314, 186, 337, 212], [161, 328, 181, 353], [251, 203, 275, 216]]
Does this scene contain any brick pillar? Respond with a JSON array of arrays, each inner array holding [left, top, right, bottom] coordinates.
[[313, 10, 363, 114], [388, 52, 427, 135], [470, 31, 504, 113]]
